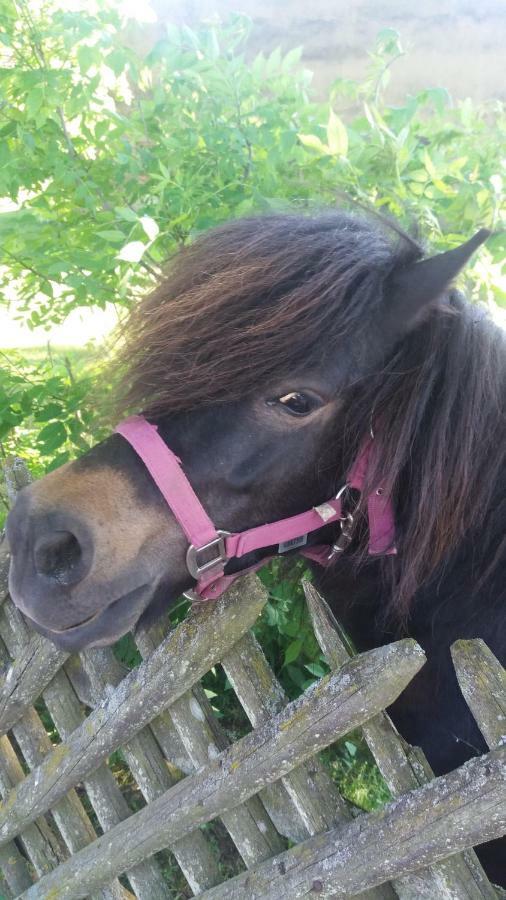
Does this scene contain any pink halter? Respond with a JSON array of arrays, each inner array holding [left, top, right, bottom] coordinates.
[[115, 415, 396, 601]]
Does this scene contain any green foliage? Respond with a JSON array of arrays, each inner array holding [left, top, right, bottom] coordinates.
[[0, 346, 110, 518], [0, 4, 504, 477], [0, 3, 503, 330], [255, 560, 329, 697]]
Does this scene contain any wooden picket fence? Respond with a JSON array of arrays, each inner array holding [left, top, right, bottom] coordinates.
[[0, 459, 505, 899]]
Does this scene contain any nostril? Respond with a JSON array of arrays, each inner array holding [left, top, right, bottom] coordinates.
[[34, 531, 82, 583]]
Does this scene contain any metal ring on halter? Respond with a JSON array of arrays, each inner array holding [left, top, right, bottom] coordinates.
[[335, 482, 351, 502], [340, 511, 355, 535], [335, 483, 362, 522], [183, 588, 206, 603]]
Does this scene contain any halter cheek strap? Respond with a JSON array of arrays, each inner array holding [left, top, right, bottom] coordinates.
[[115, 415, 396, 600]]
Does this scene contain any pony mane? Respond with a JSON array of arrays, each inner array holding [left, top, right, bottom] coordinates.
[[119, 211, 506, 616], [348, 291, 506, 618], [119, 212, 419, 414]]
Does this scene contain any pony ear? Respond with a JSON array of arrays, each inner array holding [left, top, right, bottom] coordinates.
[[383, 229, 490, 338]]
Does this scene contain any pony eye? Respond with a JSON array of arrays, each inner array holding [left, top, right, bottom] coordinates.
[[272, 391, 318, 416]]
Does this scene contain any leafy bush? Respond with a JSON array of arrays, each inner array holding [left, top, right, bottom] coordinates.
[[1, 0, 504, 815], [1, 6, 504, 481]]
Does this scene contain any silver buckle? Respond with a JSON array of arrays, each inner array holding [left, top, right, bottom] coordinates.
[[186, 531, 230, 579], [327, 484, 361, 562], [183, 589, 205, 603]]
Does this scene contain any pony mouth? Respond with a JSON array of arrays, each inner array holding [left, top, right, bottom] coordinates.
[[53, 610, 103, 633], [24, 583, 153, 649]]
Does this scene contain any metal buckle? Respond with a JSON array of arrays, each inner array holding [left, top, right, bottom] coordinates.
[[186, 531, 230, 579], [327, 513, 355, 560], [183, 589, 205, 603], [327, 484, 362, 562]]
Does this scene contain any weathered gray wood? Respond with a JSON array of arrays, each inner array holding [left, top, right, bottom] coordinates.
[[0, 840, 33, 896], [0, 633, 68, 736], [222, 631, 349, 832], [221, 631, 395, 898], [42, 664, 170, 900], [0, 692, 119, 900], [169, 683, 286, 867], [136, 608, 289, 869], [0, 860, 14, 900], [304, 581, 429, 793], [19, 639, 426, 898], [0, 637, 66, 880], [196, 748, 506, 900], [65, 646, 193, 776], [0, 607, 130, 900], [0, 733, 65, 878], [0, 537, 9, 605], [132, 616, 196, 776], [1, 460, 29, 607], [136, 619, 303, 889], [304, 580, 498, 900], [76, 646, 222, 895], [0, 575, 267, 845], [2, 456, 31, 504], [452, 639, 506, 750]]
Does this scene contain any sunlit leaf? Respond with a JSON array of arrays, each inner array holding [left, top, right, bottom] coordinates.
[[139, 216, 159, 241], [326, 109, 348, 156], [298, 133, 328, 154], [117, 241, 146, 262]]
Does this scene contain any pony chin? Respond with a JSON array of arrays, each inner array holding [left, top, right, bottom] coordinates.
[[17, 575, 184, 652], [20, 582, 155, 651]]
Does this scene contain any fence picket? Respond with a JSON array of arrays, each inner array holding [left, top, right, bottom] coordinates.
[[75, 646, 222, 895], [18, 639, 426, 898], [0, 578, 267, 845], [303, 580, 499, 899], [221, 631, 396, 899], [197, 748, 506, 900], [2, 459, 504, 899], [0, 632, 68, 736], [0, 609, 126, 900], [134, 612, 288, 870], [452, 639, 506, 750]]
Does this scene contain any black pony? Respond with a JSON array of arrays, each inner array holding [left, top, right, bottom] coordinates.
[[7, 212, 506, 885]]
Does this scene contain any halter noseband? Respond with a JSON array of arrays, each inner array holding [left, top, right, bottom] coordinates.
[[115, 415, 396, 601]]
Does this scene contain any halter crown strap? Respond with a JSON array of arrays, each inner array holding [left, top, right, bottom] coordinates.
[[115, 415, 396, 599]]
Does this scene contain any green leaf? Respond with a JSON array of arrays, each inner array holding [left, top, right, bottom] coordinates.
[[283, 638, 303, 667], [77, 45, 97, 74], [345, 740, 357, 757], [304, 662, 327, 678], [107, 48, 128, 76], [37, 421, 67, 453], [139, 216, 159, 241], [115, 207, 138, 223], [423, 149, 437, 179], [96, 229, 125, 242], [282, 46, 302, 70], [34, 402, 64, 421], [46, 451, 70, 472], [326, 109, 348, 156], [117, 241, 146, 262], [298, 133, 328, 155]]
